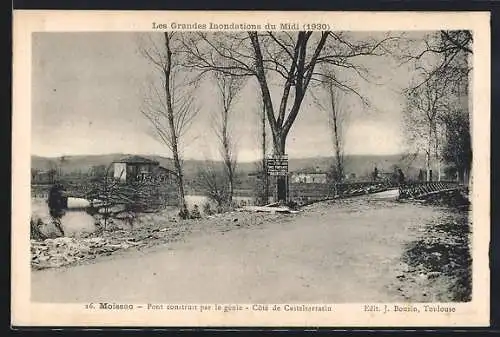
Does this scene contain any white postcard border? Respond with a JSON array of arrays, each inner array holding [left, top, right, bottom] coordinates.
[[12, 10, 491, 327]]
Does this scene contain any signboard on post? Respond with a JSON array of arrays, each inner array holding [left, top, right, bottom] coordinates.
[[266, 154, 289, 176]]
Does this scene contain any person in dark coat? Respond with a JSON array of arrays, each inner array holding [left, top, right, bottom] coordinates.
[[372, 166, 379, 182], [397, 169, 405, 185]]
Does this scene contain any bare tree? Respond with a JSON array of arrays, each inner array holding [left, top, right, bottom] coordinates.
[[400, 30, 472, 91], [59, 155, 68, 177], [47, 160, 58, 184], [211, 71, 244, 205], [140, 32, 200, 209], [181, 31, 394, 202], [312, 69, 349, 183], [441, 108, 472, 184], [249, 95, 272, 205], [404, 75, 450, 181], [402, 30, 472, 183], [86, 165, 159, 230], [195, 162, 229, 210]]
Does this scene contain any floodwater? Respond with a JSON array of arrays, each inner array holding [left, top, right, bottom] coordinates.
[[31, 195, 254, 236], [31, 198, 96, 236], [31, 189, 396, 237]]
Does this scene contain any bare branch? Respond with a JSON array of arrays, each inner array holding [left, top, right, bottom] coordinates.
[[210, 71, 245, 204], [140, 32, 201, 208]]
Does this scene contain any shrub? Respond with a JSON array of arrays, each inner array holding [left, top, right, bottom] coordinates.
[[202, 202, 214, 216], [190, 205, 202, 219], [30, 218, 47, 240], [178, 204, 190, 220], [216, 204, 225, 214]]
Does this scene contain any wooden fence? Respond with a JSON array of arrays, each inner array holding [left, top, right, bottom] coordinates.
[[398, 181, 461, 199], [289, 180, 400, 204], [289, 179, 461, 204]]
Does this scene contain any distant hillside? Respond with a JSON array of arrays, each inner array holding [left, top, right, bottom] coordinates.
[[31, 153, 427, 180], [31, 154, 258, 179]]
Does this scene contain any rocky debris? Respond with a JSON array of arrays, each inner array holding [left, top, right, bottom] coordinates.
[[416, 188, 470, 208], [394, 210, 472, 302], [30, 216, 66, 239], [31, 236, 145, 270], [31, 218, 48, 240]]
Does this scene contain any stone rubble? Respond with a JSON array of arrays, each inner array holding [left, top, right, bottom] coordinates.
[[31, 236, 144, 270]]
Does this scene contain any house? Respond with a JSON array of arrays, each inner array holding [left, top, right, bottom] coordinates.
[[32, 169, 57, 185], [291, 167, 328, 184], [153, 165, 178, 184], [112, 155, 175, 183]]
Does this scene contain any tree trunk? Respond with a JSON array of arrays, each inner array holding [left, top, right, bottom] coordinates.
[[275, 134, 287, 203], [221, 111, 233, 206], [434, 124, 441, 182], [328, 83, 343, 181], [261, 100, 269, 205], [277, 177, 287, 203], [173, 155, 186, 208], [222, 100, 236, 206], [248, 32, 327, 204], [228, 166, 234, 205], [426, 151, 431, 182], [256, 82, 288, 203], [163, 33, 186, 208], [426, 125, 432, 181]]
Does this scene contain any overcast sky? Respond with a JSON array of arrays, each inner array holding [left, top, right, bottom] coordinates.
[[31, 32, 423, 162]]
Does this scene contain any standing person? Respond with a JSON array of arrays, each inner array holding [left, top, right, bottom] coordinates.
[[418, 169, 424, 182], [372, 166, 379, 182], [47, 183, 66, 236], [396, 169, 406, 200], [397, 169, 405, 185]]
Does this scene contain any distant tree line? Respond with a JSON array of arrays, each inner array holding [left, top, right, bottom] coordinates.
[[401, 30, 472, 184]]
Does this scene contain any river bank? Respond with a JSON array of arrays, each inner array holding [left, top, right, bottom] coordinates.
[[31, 207, 286, 270]]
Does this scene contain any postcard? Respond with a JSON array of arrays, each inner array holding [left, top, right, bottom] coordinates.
[[12, 10, 490, 327]]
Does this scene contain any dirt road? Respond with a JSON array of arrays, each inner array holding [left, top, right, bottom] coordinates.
[[31, 195, 448, 303]]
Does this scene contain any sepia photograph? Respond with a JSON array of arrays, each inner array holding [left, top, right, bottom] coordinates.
[[12, 11, 490, 327]]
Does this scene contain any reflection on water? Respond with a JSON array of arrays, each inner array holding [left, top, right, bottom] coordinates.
[[31, 198, 96, 236], [31, 195, 255, 236]]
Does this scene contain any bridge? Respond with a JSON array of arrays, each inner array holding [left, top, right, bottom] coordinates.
[[289, 180, 464, 204], [398, 181, 464, 200]]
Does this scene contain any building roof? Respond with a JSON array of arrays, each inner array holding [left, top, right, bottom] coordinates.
[[113, 155, 160, 165], [154, 165, 177, 175]]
